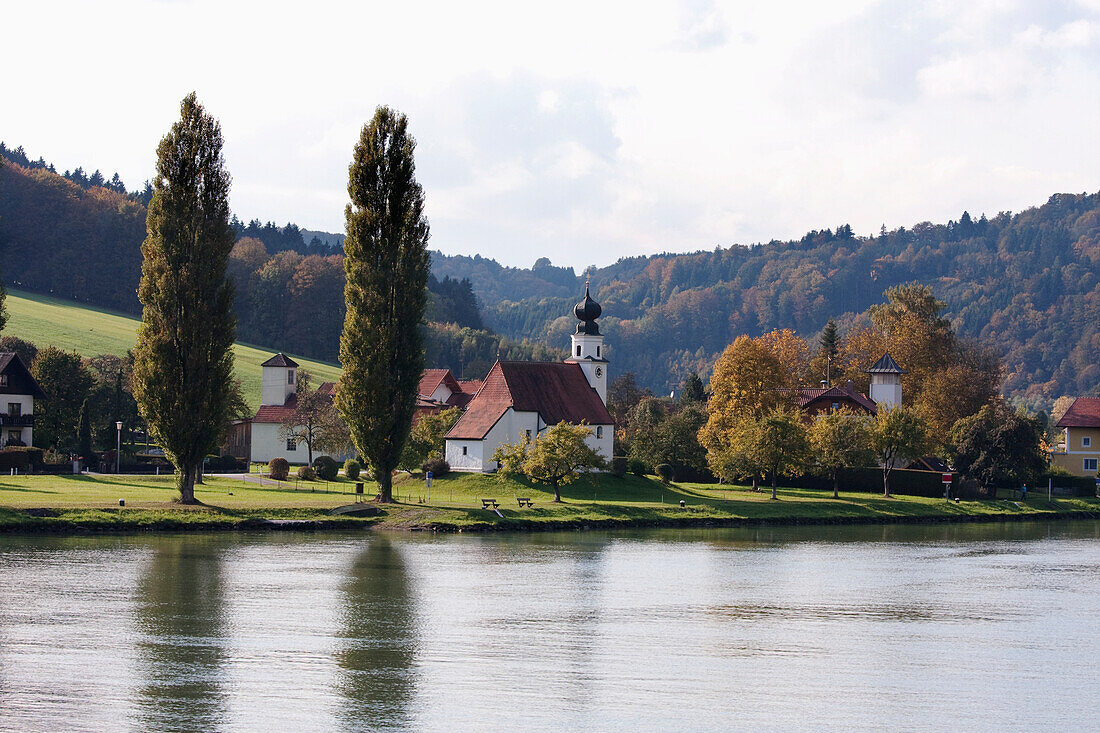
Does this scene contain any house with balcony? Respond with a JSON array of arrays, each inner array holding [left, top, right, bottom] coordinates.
[[0, 352, 44, 447]]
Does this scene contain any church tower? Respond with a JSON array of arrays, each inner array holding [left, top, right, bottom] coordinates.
[[565, 281, 608, 404], [867, 352, 905, 409]]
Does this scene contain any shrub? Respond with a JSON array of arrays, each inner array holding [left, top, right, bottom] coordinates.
[[268, 457, 290, 481], [629, 458, 648, 477], [313, 455, 339, 481], [205, 454, 242, 472], [655, 463, 675, 483], [611, 456, 628, 478], [344, 459, 361, 481], [297, 465, 317, 481], [43, 448, 69, 465], [421, 457, 450, 477], [0, 449, 31, 471]]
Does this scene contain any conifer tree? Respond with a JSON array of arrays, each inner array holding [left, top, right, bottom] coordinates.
[[819, 318, 838, 385], [336, 107, 430, 503], [132, 93, 236, 504]]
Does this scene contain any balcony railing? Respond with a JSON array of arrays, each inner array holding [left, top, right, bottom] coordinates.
[[0, 414, 33, 427]]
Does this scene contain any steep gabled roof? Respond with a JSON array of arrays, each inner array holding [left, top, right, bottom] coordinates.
[[1057, 397, 1100, 428], [446, 361, 613, 440], [0, 352, 45, 398], [261, 353, 299, 368], [867, 352, 906, 374]]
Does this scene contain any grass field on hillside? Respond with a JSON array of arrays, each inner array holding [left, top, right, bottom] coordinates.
[[5, 289, 342, 409]]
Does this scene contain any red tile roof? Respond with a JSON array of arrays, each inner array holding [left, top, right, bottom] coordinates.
[[254, 393, 298, 423], [1057, 397, 1100, 428], [418, 369, 452, 398], [446, 361, 613, 440]]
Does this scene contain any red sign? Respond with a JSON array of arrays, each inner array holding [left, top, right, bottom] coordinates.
[[942, 473, 953, 484]]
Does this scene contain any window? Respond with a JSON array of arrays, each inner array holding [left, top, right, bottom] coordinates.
[[525, 430, 532, 439], [1085, 458, 1098, 472], [8, 403, 19, 417], [596, 346, 601, 357], [576, 345, 581, 356], [462, 446, 468, 456], [0, 375, 7, 386], [831, 402, 840, 411], [596, 426, 603, 439], [286, 438, 297, 451], [288, 370, 295, 385], [1084, 436, 1093, 448], [8, 430, 20, 444]]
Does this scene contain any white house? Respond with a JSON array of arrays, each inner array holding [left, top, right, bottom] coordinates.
[[444, 283, 614, 471], [0, 353, 43, 448], [245, 353, 345, 464]]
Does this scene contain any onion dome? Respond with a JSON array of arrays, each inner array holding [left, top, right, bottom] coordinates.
[[574, 281, 602, 335]]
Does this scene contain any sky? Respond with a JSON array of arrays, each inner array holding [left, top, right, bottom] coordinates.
[[4, 0, 1100, 270]]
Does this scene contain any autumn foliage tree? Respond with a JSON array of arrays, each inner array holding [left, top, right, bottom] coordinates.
[[493, 421, 607, 502], [132, 93, 237, 504], [809, 410, 874, 497], [699, 335, 793, 483]]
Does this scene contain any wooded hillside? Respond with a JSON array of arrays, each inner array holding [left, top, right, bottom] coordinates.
[[3, 142, 1097, 408], [436, 196, 1100, 409]]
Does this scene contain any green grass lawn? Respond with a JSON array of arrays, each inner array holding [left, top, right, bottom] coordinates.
[[5, 289, 342, 409], [0, 470, 1095, 533]]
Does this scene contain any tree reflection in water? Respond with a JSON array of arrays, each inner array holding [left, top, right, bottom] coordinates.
[[132, 536, 228, 732], [336, 535, 417, 732]]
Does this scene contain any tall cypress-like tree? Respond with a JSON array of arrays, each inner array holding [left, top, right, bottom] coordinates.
[[132, 93, 236, 504], [336, 107, 430, 503], [819, 318, 838, 386]]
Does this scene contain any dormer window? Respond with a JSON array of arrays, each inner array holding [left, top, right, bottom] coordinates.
[[288, 370, 295, 385]]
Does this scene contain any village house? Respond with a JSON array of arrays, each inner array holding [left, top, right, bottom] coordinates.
[[0, 353, 43, 448], [415, 369, 481, 419], [443, 284, 614, 472], [224, 354, 347, 464], [1050, 397, 1100, 477], [791, 352, 905, 418]]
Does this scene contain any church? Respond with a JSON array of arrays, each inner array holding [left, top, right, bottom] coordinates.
[[444, 284, 615, 472]]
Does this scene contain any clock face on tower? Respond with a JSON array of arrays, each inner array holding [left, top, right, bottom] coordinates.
[[594, 366, 603, 378]]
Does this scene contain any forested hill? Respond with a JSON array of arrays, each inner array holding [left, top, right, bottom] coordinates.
[[0, 151, 558, 378], [2, 142, 1097, 407], [435, 194, 1100, 408]]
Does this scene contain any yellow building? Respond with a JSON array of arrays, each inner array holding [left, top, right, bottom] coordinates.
[[1051, 397, 1100, 477]]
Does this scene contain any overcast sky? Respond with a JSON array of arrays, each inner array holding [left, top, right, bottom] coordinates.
[[5, 0, 1100, 269]]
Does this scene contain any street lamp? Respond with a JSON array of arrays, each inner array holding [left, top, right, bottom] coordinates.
[[115, 421, 123, 474]]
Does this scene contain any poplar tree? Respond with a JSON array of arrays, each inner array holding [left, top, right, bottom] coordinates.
[[337, 107, 430, 503], [132, 93, 236, 504]]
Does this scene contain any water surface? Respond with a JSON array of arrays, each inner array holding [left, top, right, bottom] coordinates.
[[1, 522, 1097, 731]]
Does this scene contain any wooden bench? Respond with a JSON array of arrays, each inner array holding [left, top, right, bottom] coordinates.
[[516, 497, 533, 507], [480, 498, 499, 509]]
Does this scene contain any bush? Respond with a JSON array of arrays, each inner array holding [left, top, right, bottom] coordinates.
[[421, 457, 450, 477], [344, 459, 361, 481], [205, 454, 242, 472], [629, 458, 648, 477], [0, 449, 31, 471], [313, 455, 339, 481], [297, 465, 316, 481], [268, 457, 290, 481], [655, 463, 674, 483], [611, 456, 628, 478]]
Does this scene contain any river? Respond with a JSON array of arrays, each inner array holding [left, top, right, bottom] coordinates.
[[0, 521, 1097, 731]]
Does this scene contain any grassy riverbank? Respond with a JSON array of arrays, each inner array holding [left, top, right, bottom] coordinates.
[[0, 471, 1096, 534]]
